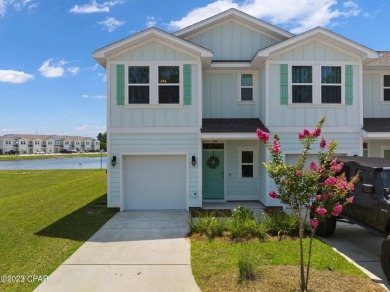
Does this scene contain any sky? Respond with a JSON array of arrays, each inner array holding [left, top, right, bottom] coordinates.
[[0, 0, 389, 138]]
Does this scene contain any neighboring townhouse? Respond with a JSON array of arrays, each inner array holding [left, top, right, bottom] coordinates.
[[93, 9, 389, 211], [0, 134, 101, 154]]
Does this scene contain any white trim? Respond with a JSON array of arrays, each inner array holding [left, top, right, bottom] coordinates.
[[198, 61, 203, 128], [359, 61, 364, 126], [269, 126, 362, 133], [362, 131, 390, 139], [93, 28, 213, 67], [381, 73, 390, 103], [201, 133, 258, 139], [125, 63, 183, 106], [238, 73, 255, 102], [257, 27, 378, 61], [173, 8, 293, 39], [109, 127, 200, 134], [265, 59, 270, 127], [210, 62, 252, 69], [362, 140, 369, 157], [119, 151, 189, 211], [288, 64, 345, 105], [237, 146, 258, 179]]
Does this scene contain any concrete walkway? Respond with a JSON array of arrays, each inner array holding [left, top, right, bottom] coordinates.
[[35, 211, 200, 292]]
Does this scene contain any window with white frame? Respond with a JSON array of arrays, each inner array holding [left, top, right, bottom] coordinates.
[[239, 149, 255, 178], [240, 74, 253, 101], [363, 142, 368, 158], [34, 141, 39, 145], [384, 75, 390, 102], [127, 65, 181, 105], [321, 66, 342, 104], [291, 65, 343, 105], [21, 140, 26, 145], [292, 66, 313, 103], [158, 66, 180, 104], [128, 66, 150, 104], [5, 140, 11, 145]]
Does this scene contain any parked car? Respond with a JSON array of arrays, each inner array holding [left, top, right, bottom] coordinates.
[[314, 156, 390, 281], [35, 151, 45, 155], [7, 149, 20, 155], [60, 149, 71, 153]]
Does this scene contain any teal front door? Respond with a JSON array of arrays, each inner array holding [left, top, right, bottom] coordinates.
[[202, 150, 224, 199]]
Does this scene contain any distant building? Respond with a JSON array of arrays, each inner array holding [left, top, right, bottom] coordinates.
[[0, 134, 100, 154]]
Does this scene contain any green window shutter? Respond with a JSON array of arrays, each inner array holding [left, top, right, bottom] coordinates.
[[345, 65, 353, 105], [183, 64, 192, 105], [116, 64, 125, 106], [280, 64, 288, 105]]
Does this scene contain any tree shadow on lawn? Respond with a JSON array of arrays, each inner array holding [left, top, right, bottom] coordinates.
[[35, 194, 118, 241]]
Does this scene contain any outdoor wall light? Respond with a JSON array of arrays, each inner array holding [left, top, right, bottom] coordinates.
[[191, 155, 196, 167], [111, 155, 117, 167]]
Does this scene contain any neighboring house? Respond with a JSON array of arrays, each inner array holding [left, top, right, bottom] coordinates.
[[0, 134, 101, 154], [93, 8, 389, 211]]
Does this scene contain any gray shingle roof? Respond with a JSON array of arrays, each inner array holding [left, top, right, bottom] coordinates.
[[201, 118, 268, 133], [363, 118, 390, 132]]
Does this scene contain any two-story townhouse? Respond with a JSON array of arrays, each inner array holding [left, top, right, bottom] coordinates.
[[95, 9, 385, 211], [0, 135, 16, 154]]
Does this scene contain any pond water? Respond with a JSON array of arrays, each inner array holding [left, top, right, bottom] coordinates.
[[0, 157, 107, 170]]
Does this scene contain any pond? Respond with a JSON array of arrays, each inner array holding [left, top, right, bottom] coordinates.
[[0, 157, 107, 170]]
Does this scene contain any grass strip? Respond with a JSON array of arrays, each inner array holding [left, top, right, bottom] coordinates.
[[0, 170, 116, 292]]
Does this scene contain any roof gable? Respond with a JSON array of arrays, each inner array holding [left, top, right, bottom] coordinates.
[[254, 27, 378, 66], [93, 28, 213, 67], [174, 8, 293, 41]]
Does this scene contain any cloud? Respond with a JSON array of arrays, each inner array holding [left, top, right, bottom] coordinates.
[[0, 69, 34, 84], [98, 73, 106, 82], [146, 16, 157, 28], [69, 0, 122, 14], [0, 0, 38, 17], [81, 94, 106, 99], [39, 59, 67, 78], [168, 0, 361, 34], [98, 16, 125, 32], [68, 67, 80, 75]]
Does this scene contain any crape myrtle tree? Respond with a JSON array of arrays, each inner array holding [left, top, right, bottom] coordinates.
[[256, 117, 357, 292]]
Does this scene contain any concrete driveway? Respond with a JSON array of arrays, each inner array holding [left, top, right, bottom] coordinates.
[[35, 211, 200, 292], [320, 221, 390, 291]]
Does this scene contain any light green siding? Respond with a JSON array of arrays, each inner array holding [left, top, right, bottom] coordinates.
[[112, 41, 197, 62], [188, 21, 279, 61], [365, 140, 390, 158], [203, 72, 256, 118], [268, 64, 360, 128], [110, 64, 199, 128], [363, 73, 390, 117], [108, 133, 199, 207], [271, 40, 359, 62], [225, 140, 259, 200]]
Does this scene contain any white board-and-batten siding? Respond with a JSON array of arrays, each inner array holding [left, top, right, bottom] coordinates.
[[187, 21, 280, 61], [363, 73, 390, 118], [202, 72, 258, 118]]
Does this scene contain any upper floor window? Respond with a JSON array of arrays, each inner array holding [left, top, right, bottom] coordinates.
[[128, 66, 150, 104], [21, 140, 26, 145], [240, 74, 253, 101], [34, 141, 40, 145], [291, 65, 343, 105], [127, 65, 181, 105], [384, 75, 390, 101], [5, 140, 11, 145], [292, 66, 312, 103], [321, 66, 341, 104], [158, 66, 179, 104]]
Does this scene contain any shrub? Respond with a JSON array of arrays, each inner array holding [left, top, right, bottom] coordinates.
[[238, 252, 256, 281], [187, 211, 226, 237], [263, 210, 299, 237], [233, 206, 254, 222]]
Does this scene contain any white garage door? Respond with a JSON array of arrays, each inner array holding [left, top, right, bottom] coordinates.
[[123, 155, 186, 210]]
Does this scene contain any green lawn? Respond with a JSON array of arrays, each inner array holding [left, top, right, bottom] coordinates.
[[0, 170, 117, 292], [191, 238, 384, 291]]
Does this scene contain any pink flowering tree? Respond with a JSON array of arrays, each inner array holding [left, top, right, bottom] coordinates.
[[257, 117, 357, 292]]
